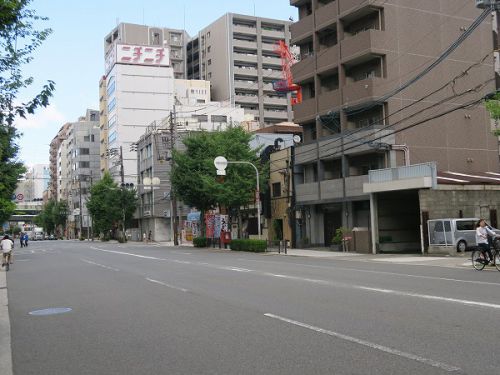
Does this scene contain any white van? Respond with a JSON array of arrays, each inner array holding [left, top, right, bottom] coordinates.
[[428, 218, 500, 252]]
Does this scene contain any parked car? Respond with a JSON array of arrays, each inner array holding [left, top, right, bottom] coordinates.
[[48, 234, 56, 240], [428, 218, 500, 252]]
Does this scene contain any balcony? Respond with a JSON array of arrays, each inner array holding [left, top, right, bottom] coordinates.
[[296, 182, 320, 203], [364, 162, 437, 193], [317, 45, 339, 72], [339, 0, 367, 15], [318, 89, 341, 113], [261, 42, 278, 52], [233, 39, 257, 50], [342, 77, 386, 106], [293, 97, 316, 122], [295, 139, 317, 165], [263, 96, 288, 106], [291, 55, 315, 83], [233, 25, 257, 35], [233, 66, 258, 77], [320, 179, 343, 200], [262, 69, 282, 79], [263, 110, 288, 120], [290, 13, 314, 44], [233, 52, 258, 64], [262, 55, 282, 66], [261, 28, 285, 39], [235, 95, 259, 104], [316, 1, 338, 30], [345, 175, 368, 197], [341, 30, 386, 63], [235, 80, 258, 90]]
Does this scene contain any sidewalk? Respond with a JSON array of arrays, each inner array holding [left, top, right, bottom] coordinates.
[[275, 248, 473, 269], [0, 270, 13, 375]]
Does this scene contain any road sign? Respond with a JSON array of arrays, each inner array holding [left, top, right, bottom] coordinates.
[[16, 193, 24, 201]]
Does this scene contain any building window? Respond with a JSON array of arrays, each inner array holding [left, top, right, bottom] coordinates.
[[207, 46, 211, 53], [79, 148, 90, 155], [79, 161, 90, 168], [107, 97, 116, 113], [208, 72, 212, 79], [272, 182, 281, 197], [208, 59, 211, 65], [211, 115, 227, 123], [108, 131, 117, 144]]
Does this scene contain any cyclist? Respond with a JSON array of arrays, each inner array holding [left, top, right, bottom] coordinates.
[[475, 219, 499, 264], [1, 235, 14, 268]]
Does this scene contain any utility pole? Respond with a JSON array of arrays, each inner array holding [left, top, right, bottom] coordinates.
[[78, 176, 83, 239], [170, 107, 179, 246], [120, 145, 125, 185]]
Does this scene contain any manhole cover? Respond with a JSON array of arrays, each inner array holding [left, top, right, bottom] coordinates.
[[29, 307, 72, 316]]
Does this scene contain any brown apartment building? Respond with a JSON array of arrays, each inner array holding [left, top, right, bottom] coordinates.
[[290, 0, 499, 248]]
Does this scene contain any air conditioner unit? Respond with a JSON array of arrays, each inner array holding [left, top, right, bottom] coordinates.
[[143, 210, 152, 217]]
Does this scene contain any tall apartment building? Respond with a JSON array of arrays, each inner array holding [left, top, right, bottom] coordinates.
[[186, 13, 293, 127], [99, 76, 109, 174], [290, 0, 498, 247], [22, 164, 50, 202], [61, 110, 100, 239], [49, 123, 71, 200], [101, 23, 189, 183]]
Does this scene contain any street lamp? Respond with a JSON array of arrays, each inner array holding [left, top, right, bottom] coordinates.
[[214, 156, 261, 239]]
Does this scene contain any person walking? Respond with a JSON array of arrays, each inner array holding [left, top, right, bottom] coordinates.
[[148, 230, 152, 243], [23, 233, 28, 247], [19, 233, 24, 248]]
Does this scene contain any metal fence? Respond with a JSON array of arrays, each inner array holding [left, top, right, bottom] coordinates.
[[369, 162, 437, 187]]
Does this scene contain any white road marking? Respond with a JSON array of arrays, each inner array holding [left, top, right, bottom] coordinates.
[[239, 258, 500, 286], [90, 247, 165, 260], [358, 286, 500, 310], [145, 278, 188, 292], [226, 267, 252, 272], [16, 259, 30, 262], [173, 260, 192, 265], [81, 259, 119, 272], [89, 246, 500, 310], [264, 313, 461, 373]]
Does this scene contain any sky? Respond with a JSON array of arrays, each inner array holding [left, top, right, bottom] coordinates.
[[16, 0, 297, 166]]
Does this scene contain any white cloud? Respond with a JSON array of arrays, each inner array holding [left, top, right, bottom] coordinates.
[[15, 104, 66, 130]]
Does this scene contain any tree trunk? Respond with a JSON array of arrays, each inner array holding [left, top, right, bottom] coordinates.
[[237, 207, 242, 239]]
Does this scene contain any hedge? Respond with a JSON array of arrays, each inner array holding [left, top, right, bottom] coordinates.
[[230, 239, 267, 252], [193, 237, 208, 247]]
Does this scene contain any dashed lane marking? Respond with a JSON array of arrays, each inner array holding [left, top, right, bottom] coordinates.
[[264, 313, 461, 373]]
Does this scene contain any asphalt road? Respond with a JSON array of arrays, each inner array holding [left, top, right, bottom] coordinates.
[[6, 240, 500, 374]]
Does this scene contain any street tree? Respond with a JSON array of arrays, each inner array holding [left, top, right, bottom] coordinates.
[[485, 92, 500, 136], [0, 0, 55, 224], [171, 126, 268, 236], [35, 199, 68, 236], [86, 173, 138, 240]]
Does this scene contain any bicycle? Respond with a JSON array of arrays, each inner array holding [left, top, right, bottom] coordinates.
[[472, 237, 500, 271], [2, 252, 12, 272]]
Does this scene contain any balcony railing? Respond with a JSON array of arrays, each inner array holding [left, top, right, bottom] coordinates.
[[368, 162, 437, 186], [341, 29, 386, 63]]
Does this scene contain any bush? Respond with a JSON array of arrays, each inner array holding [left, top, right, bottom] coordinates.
[[117, 236, 127, 243], [332, 227, 348, 245], [79, 236, 85, 241], [230, 239, 267, 252], [193, 237, 208, 247]]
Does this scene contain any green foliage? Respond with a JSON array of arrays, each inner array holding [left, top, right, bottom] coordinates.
[[193, 237, 208, 247], [0, 126, 25, 224], [79, 236, 85, 241], [230, 239, 267, 252], [272, 219, 283, 240], [86, 173, 138, 238], [0, 1, 54, 225], [12, 226, 21, 235], [171, 127, 268, 234], [485, 93, 500, 121], [35, 199, 68, 235], [0, 0, 55, 127], [332, 227, 348, 245]]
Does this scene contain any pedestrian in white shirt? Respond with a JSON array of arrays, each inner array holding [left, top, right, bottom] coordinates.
[[1, 235, 14, 267]]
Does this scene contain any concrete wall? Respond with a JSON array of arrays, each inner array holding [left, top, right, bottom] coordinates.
[[419, 186, 500, 221]]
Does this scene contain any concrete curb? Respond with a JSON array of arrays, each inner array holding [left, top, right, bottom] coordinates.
[[0, 270, 13, 375]]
